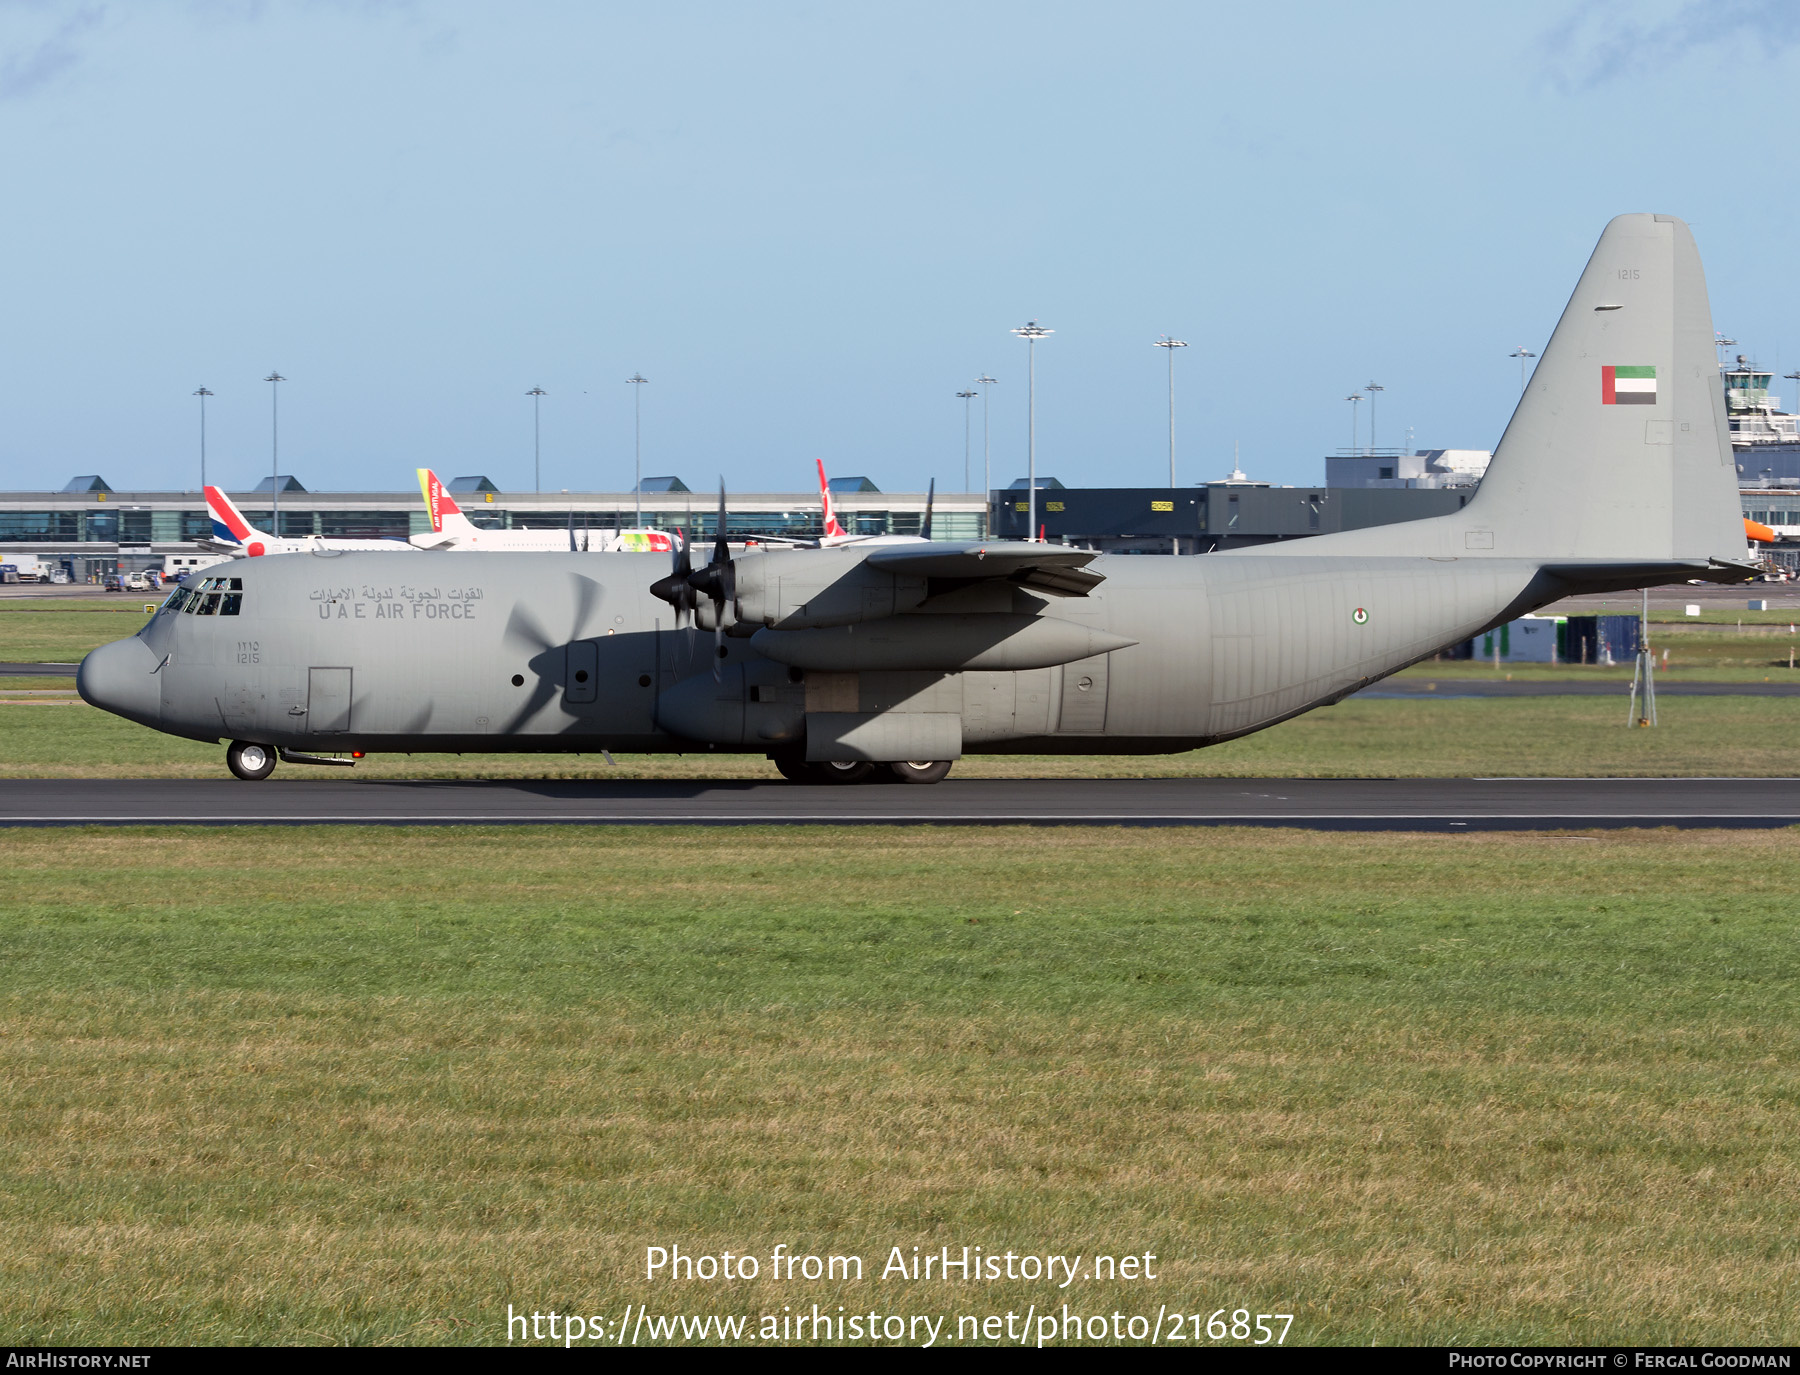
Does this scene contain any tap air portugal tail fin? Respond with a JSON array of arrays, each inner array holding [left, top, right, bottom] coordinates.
[[415, 468, 482, 547], [817, 459, 849, 540], [1261, 214, 1752, 578], [203, 486, 273, 556]]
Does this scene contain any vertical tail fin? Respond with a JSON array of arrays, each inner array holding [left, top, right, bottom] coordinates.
[[204, 486, 269, 553], [1465, 212, 1743, 562], [818, 459, 848, 539], [416, 468, 479, 536], [1273, 213, 1747, 567]]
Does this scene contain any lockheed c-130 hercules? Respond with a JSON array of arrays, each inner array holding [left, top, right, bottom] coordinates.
[[81, 214, 1755, 784]]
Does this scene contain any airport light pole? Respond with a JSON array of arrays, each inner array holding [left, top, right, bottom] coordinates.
[[192, 387, 213, 492], [1714, 332, 1737, 367], [1011, 322, 1051, 541], [526, 386, 547, 494], [1509, 346, 1537, 394], [1155, 336, 1188, 486], [627, 373, 648, 526], [976, 374, 997, 501], [264, 372, 285, 532], [1364, 381, 1384, 454], [1345, 393, 1362, 456], [1785, 370, 1800, 414], [956, 390, 977, 492]]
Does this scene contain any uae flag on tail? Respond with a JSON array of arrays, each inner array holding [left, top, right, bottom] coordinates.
[[1602, 364, 1656, 405]]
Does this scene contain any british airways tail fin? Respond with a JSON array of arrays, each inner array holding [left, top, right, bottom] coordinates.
[[203, 487, 271, 554]]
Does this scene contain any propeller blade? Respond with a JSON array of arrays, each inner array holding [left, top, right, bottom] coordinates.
[[922, 478, 935, 541], [649, 527, 697, 628], [711, 479, 730, 569], [567, 510, 577, 553]]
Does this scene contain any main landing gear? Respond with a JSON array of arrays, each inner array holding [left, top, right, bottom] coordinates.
[[226, 739, 277, 781], [769, 753, 954, 785]]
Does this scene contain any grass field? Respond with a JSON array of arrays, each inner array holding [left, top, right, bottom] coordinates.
[[1, 694, 1797, 779], [3, 825, 1797, 1346]]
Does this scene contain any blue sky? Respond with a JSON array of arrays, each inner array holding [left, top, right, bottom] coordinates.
[[3, 0, 1798, 494]]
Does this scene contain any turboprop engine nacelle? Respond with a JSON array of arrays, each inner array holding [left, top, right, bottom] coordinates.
[[726, 548, 929, 631]]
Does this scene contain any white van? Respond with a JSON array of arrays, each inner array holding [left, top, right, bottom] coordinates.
[[164, 553, 233, 581]]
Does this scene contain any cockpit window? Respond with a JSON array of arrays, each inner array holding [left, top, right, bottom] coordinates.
[[180, 575, 245, 614]]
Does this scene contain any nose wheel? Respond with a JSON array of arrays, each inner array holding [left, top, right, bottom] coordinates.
[[226, 740, 277, 781]]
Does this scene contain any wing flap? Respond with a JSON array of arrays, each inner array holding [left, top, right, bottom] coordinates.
[[864, 541, 1105, 597]]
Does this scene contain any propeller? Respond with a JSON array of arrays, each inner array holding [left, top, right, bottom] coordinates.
[[649, 481, 737, 679], [649, 523, 698, 628], [921, 478, 935, 541]]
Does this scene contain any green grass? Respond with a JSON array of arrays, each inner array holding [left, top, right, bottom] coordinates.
[[0, 605, 150, 662], [2, 826, 1797, 1345], [1, 694, 1796, 780]]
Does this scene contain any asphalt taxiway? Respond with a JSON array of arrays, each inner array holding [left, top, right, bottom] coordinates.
[[4, 776, 1796, 829]]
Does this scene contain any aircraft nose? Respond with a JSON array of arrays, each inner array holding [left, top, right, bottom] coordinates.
[[77, 637, 162, 726]]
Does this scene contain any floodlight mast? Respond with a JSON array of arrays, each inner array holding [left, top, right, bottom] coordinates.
[[1155, 336, 1188, 486], [264, 372, 285, 531], [627, 374, 649, 526], [526, 387, 547, 493], [975, 375, 997, 531], [192, 387, 213, 491], [956, 390, 978, 492], [1345, 393, 1362, 456], [1363, 381, 1384, 454], [1011, 321, 1052, 541], [1509, 346, 1537, 393]]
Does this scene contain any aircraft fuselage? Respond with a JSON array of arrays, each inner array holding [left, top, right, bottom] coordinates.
[[82, 547, 1557, 758]]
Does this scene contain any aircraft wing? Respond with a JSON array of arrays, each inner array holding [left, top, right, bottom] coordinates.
[[863, 541, 1104, 597]]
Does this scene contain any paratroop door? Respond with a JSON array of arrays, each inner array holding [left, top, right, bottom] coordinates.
[[308, 667, 352, 733], [565, 641, 599, 706], [1058, 654, 1109, 732]]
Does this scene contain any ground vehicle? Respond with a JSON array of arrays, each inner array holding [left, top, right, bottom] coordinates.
[[165, 553, 232, 581], [0, 554, 49, 582]]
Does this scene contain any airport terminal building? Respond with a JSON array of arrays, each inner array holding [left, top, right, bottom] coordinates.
[[6, 454, 1797, 580]]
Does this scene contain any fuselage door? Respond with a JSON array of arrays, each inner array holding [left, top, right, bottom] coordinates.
[[565, 640, 599, 706], [1058, 654, 1110, 732], [307, 667, 353, 733]]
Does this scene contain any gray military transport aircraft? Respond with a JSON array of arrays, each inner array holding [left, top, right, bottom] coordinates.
[[80, 214, 1753, 784]]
